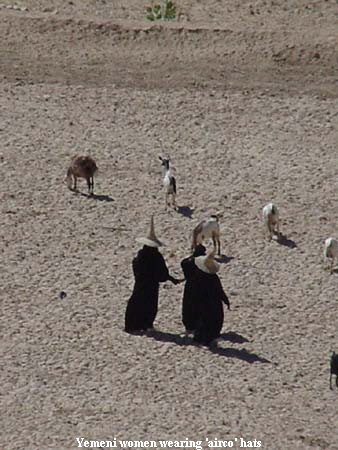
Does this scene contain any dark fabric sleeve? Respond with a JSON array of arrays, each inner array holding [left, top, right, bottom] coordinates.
[[155, 252, 183, 284], [181, 257, 194, 279], [215, 276, 230, 309], [154, 252, 171, 282]]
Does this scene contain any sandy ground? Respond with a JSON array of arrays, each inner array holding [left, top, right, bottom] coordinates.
[[1, 1, 338, 449]]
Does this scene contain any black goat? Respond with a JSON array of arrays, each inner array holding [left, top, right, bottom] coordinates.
[[330, 351, 338, 390]]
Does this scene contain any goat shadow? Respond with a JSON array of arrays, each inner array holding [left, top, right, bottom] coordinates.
[[215, 254, 235, 264], [277, 233, 297, 249], [146, 330, 273, 364], [176, 205, 194, 219], [78, 192, 114, 202]]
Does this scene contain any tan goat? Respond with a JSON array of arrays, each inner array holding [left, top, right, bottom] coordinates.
[[65, 155, 98, 195]]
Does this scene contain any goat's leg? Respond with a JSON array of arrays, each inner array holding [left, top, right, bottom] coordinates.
[[191, 237, 197, 252], [269, 224, 273, 240], [165, 192, 168, 210], [73, 176, 77, 191], [212, 232, 217, 254], [336, 375, 338, 388], [91, 176, 94, 195], [172, 192, 177, 210], [168, 192, 172, 208], [330, 373, 333, 390], [266, 223, 272, 240], [324, 255, 331, 271], [276, 220, 281, 237], [86, 177, 92, 195], [65, 175, 73, 190], [217, 236, 221, 255], [330, 258, 335, 274]]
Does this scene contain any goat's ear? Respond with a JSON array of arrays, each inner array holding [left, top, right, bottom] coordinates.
[[159, 156, 163, 161]]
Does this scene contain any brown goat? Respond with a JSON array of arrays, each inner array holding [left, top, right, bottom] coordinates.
[[65, 155, 98, 195]]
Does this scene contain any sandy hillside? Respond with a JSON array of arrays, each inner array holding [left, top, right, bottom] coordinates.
[[1, 1, 338, 449]]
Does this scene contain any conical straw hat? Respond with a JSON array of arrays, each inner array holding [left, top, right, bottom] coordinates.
[[136, 216, 163, 248], [194, 248, 220, 274]]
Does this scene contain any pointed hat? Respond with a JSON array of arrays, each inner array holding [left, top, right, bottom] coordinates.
[[136, 215, 163, 248], [194, 248, 220, 274]]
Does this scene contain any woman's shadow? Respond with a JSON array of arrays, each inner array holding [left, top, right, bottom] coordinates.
[[146, 330, 273, 364], [219, 331, 250, 344], [209, 346, 272, 364]]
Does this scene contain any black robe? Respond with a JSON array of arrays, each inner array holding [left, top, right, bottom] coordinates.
[[181, 245, 207, 332], [193, 270, 230, 346], [125, 246, 174, 333]]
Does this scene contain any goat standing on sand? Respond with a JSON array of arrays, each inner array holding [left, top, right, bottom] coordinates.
[[262, 203, 280, 240], [159, 156, 177, 210], [192, 215, 221, 256], [330, 351, 338, 389], [324, 237, 338, 273], [65, 155, 98, 195]]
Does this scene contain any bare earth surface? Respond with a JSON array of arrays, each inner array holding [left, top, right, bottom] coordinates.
[[1, 1, 338, 449]]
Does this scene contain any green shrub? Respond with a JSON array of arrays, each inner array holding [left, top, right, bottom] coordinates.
[[146, 1, 176, 21]]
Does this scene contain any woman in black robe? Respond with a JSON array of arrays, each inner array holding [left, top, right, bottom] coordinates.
[[124, 217, 181, 333], [180, 244, 206, 334], [192, 250, 230, 346]]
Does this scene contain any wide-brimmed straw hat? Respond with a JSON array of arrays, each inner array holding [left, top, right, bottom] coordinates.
[[194, 248, 220, 274], [136, 216, 163, 248]]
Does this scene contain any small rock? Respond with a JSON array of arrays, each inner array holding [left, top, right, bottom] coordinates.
[[59, 291, 67, 300]]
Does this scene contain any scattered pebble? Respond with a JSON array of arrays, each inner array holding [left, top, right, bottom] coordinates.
[[0, 3, 28, 11]]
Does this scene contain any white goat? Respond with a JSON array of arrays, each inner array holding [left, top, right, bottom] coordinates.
[[324, 237, 338, 273], [262, 203, 280, 240], [159, 156, 177, 210], [191, 215, 221, 255]]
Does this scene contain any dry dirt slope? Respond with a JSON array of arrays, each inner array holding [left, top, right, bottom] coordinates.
[[1, 2, 338, 450]]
